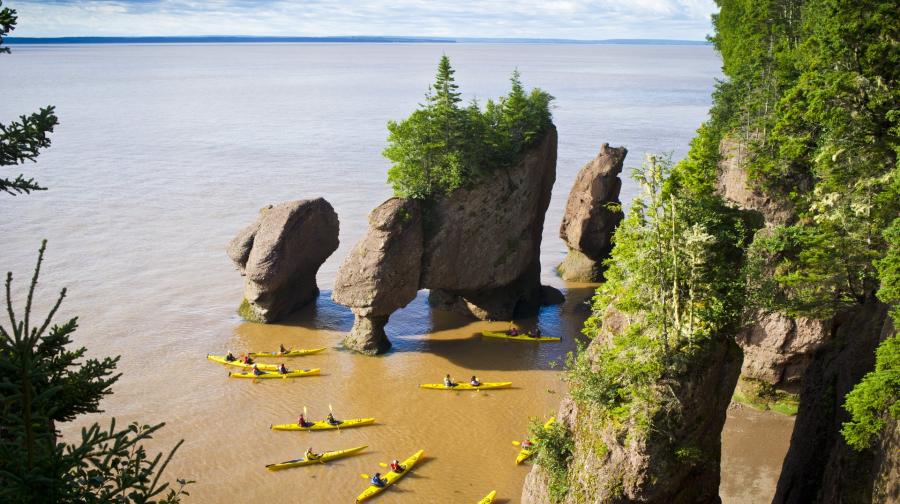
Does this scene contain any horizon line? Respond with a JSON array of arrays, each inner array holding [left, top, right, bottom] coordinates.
[[6, 35, 711, 46]]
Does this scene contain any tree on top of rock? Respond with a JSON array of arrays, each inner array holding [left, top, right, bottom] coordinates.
[[385, 56, 553, 199]]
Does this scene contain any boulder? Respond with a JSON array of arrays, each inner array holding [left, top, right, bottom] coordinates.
[[715, 137, 794, 226], [333, 127, 558, 353], [332, 198, 423, 354], [227, 198, 339, 323], [558, 143, 627, 282]]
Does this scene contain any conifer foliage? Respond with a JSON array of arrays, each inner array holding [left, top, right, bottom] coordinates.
[[0, 1, 58, 196], [384, 55, 553, 198], [0, 242, 191, 503]]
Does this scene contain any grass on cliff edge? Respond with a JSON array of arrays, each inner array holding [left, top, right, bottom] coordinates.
[[731, 376, 799, 416]]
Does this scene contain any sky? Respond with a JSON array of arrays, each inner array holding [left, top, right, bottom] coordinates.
[[8, 0, 718, 40]]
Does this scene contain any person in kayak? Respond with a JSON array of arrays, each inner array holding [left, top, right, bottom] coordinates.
[[277, 363, 288, 374], [305, 447, 320, 460], [297, 413, 312, 428], [279, 343, 288, 354], [521, 439, 535, 449], [508, 327, 519, 336], [470, 376, 481, 386], [371, 473, 386, 488], [527, 327, 542, 338], [225, 352, 236, 362], [242, 354, 254, 365], [389, 459, 405, 473], [251, 364, 264, 376], [325, 413, 341, 426], [443, 374, 457, 387]]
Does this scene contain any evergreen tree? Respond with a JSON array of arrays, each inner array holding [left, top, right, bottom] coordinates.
[[0, 242, 191, 503], [0, 1, 59, 196]]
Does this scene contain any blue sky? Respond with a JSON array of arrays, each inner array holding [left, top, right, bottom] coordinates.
[[9, 0, 717, 40]]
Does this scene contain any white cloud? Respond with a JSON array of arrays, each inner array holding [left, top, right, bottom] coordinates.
[[8, 0, 717, 39]]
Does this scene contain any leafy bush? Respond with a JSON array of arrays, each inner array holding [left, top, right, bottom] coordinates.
[[841, 334, 900, 450], [530, 419, 574, 503], [384, 55, 553, 199]]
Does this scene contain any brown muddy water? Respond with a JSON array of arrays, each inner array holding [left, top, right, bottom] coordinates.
[[1, 43, 793, 502]]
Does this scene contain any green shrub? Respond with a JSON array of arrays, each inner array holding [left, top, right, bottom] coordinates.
[[842, 334, 900, 450], [531, 419, 574, 503]]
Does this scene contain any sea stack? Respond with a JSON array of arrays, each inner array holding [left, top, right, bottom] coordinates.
[[558, 143, 627, 282], [226, 198, 339, 323], [333, 126, 558, 354]]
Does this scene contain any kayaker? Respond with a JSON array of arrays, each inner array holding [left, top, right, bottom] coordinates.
[[389, 459, 405, 473], [277, 363, 288, 374], [326, 413, 341, 426], [470, 376, 481, 386], [225, 352, 236, 362], [370, 473, 386, 488], [305, 447, 320, 460], [279, 343, 288, 354], [443, 374, 457, 387], [251, 364, 263, 376], [242, 354, 254, 365], [527, 327, 541, 338], [297, 413, 312, 428], [508, 327, 519, 336], [521, 439, 535, 449]]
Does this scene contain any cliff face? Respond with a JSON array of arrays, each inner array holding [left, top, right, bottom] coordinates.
[[226, 198, 339, 323], [333, 127, 558, 353], [558, 144, 627, 282], [774, 302, 896, 503], [522, 309, 742, 504], [716, 138, 830, 390]]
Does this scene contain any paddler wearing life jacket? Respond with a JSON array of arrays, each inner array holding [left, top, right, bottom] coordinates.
[[326, 412, 341, 426], [225, 352, 236, 362], [251, 363, 263, 376], [527, 327, 542, 338], [389, 459, 405, 473], [298, 413, 312, 427], [279, 343, 288, 354], [305, 447, 320, 460], [470, 376, 481, 386], [277, 363, 288, 374], [371, 472, 386, 487]]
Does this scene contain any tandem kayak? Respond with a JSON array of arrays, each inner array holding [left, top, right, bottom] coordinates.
[[356, 449, 424, 502], [419, 382, 512, 391], [265, 445, 367, 471], [516, 417, 556, 465], [228, 368, 320, 379], [478, 490, 497, 503], [249, 347, 326, 358], [207, 354, 278, 371], [481, 331, 560, 342], [271, 418, 376, 431]]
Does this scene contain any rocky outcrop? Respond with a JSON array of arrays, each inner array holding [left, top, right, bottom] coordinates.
[[715, 137, 794, 226], [736, 311, 832, 389], [558, 143, 627, 282], [774, 302, 896, 503], [332, 198, 423, 354], [523, 311, 742, 504], [716, 138, 831, 390], [227, 198, 339, 323], [333, 127, 557, 353]]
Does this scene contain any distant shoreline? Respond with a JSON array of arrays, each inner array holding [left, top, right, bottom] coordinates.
[[6, 35, 710, 46]]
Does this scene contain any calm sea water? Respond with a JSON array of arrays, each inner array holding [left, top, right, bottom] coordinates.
[[1, 43, 791, 503]]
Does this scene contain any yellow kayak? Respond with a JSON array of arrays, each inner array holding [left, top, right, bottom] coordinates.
[[356, 449, 424, 502], [419, 382, 512, 391], [249, 347, 326, 358], [516, 417, 555, 464], [228, 368, 320, 379], [271, 418, 376, 431], [478, 490, 497, 503], [207, 354, 278, 371], [482, 331, 560, 342], [265, 445, 367, 471]]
